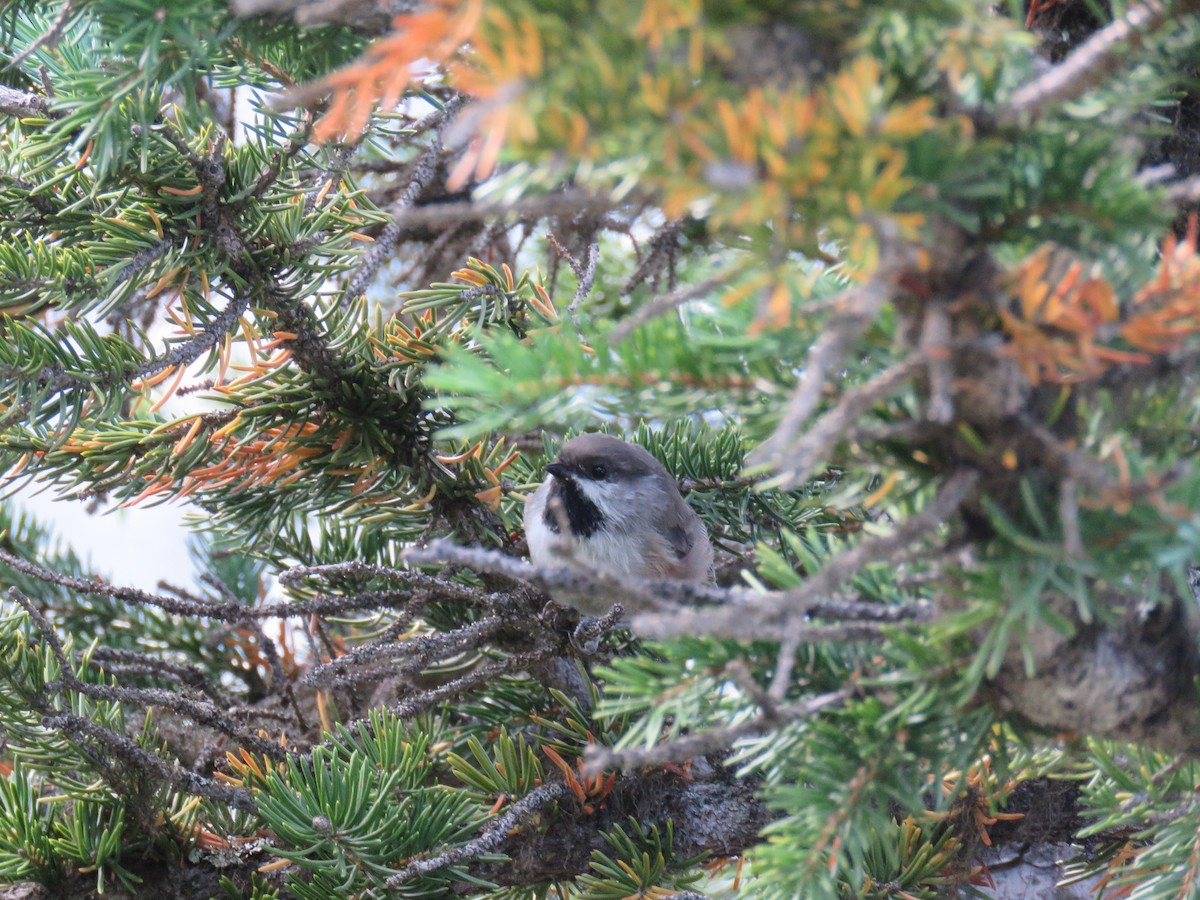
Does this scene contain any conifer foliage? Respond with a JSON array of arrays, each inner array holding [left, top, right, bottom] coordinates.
[[3, 0, 1200, 896]]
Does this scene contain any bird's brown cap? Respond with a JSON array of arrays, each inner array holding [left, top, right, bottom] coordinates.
[[550, 433, 666, 480]]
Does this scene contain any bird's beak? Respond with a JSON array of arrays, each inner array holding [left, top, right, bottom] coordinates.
[[545, 462, 571, 480]]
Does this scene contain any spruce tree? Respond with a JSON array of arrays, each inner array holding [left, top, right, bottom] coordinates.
[[3, 0, 1200, 897]]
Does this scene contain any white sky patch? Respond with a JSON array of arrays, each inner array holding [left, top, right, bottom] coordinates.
[[15, 489, 198, 591]]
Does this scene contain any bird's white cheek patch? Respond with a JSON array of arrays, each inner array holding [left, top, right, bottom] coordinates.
[[574, 478, 654, 529], [573, 478, 607, 505]]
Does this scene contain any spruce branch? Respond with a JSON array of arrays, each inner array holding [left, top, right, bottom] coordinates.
[[146, 290, 253, 376], [0, 85, 54, 120], [7, 0, 1200, 892], [0, 278, 247, 436], [10, 585, 287, 758], [1001, 0, 1198, 126], [385, 782, 571, 887], [1020, 414, 1189, 499], [7, 586, 70, 672], [0, 549, 486, 619], [1, 172, 65, 220], [301, 144, 353, 214], [246, 115, 314, 203], [42, 711, 255, 811], [151, 119, 408, 428], [463, 774, 771, 885], [106, 237, 174, 298], [583, 688, 853, 776], [4, 588, 257, 812]]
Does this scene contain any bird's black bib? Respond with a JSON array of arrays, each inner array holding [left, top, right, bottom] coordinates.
[[544, 479, 604, 538]]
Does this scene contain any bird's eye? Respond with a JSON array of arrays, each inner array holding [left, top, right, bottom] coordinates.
[[590, 464, 608, 479]]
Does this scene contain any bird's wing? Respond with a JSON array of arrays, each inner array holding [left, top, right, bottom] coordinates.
[[664, 523, 694, 560]]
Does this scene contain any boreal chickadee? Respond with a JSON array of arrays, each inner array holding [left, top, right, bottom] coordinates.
[[524, 434, 714, 612]]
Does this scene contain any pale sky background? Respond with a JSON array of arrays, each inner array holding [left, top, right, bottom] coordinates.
[[15, 491, 197, 590], [9, 366, 213, 591]]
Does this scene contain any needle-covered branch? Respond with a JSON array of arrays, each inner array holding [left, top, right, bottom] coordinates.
[[1001, 0, 1197, 126], [386, 782, 571, 887], [584, 688, 853, 776]]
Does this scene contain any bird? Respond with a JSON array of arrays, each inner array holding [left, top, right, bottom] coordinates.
[[523, 434, 714, 612]]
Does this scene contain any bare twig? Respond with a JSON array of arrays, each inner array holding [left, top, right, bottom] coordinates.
[[280, 559, 425, 586], [737, 469, 977, 618], [1166, 174, 1200, 205], [748, 241, 906, 488], [631, 469, 978, 641], [389, 650, 555, 719], [0, 85, 54, 119], [920, 304, 954, 423], [623, 218, 684, 295], [404, 540, 733, 613], [762, 353, 928, 488], [49, 678, 289, 760], [339, 97, 464, 305], [568, 241, 599, 329], [367, 188, 626, 234], [1059, 477, 1084, 558], [404, 540, 936, 641], [7, 1, 77, 71], [573, 603, 625, 645], [609, 276, 727, 344], [769, 633, 803, 701], [677, 473, 763, 495], [304, 614, 506, 686], [45, 711, 255, 810], [1136, 163, 1177, 187], [9, 587, 288, 758], [87, 647, 232, 705]]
